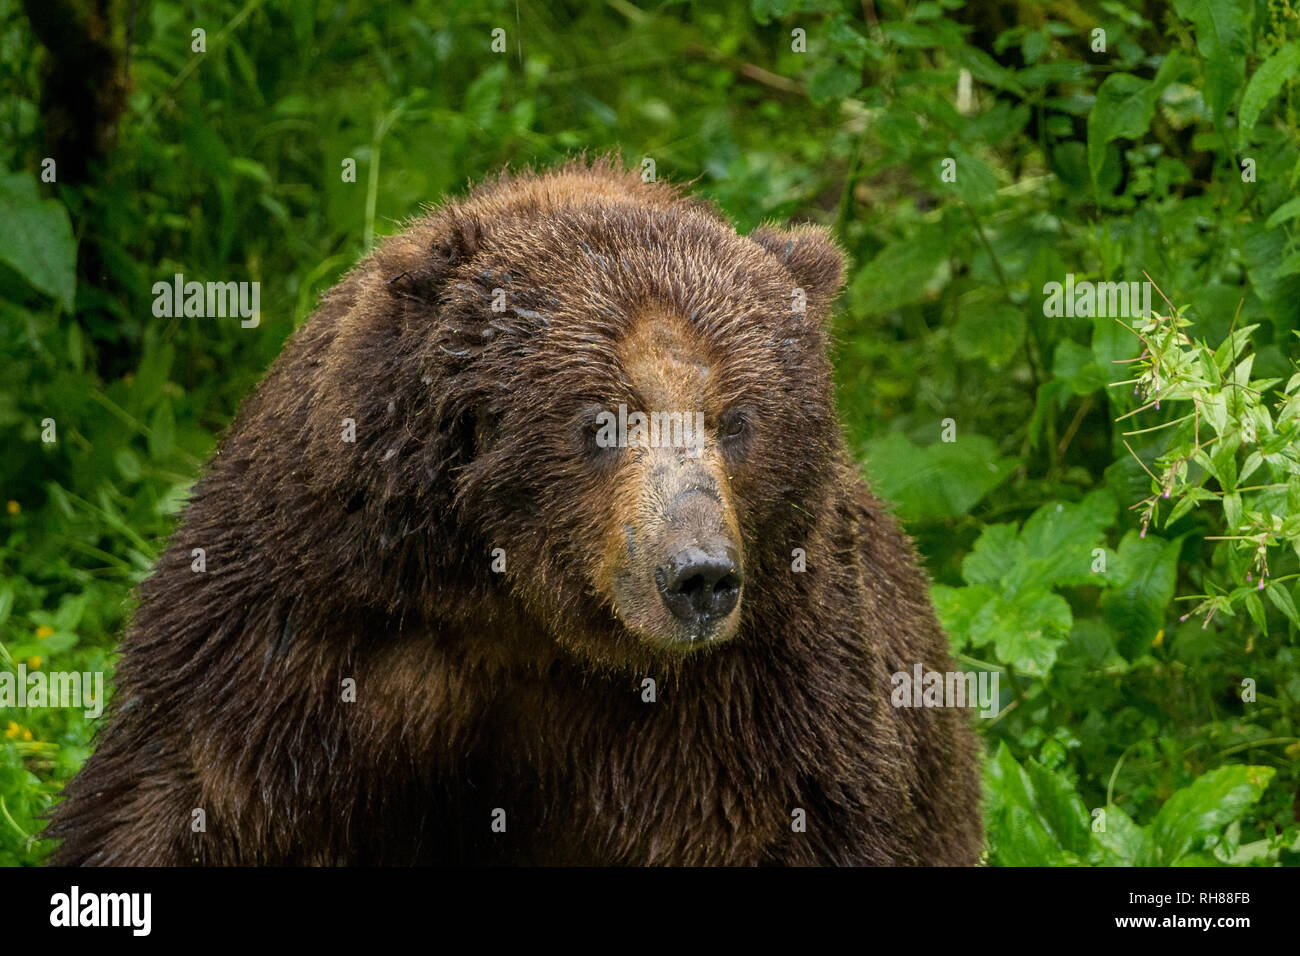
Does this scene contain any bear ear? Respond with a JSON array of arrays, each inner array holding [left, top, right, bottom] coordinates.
[[749, 223, 847, 320], [380, 210, 487, 303]]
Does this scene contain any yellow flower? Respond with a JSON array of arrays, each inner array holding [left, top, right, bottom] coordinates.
[[22, 729, 32, 741], [4, 721, 21, 739], [5, 500, 18, 515], [35, 625, 53, 640], [26, 656, 40, 669], [1152, 629, 1164, 647]]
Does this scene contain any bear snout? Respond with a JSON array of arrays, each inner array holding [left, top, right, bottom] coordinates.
[[603, 452, 746, 649], [655, 542, 742, 631]]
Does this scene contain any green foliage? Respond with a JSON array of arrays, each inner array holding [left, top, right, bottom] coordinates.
[[987, 743, 1285, 865], [0, 171, 76, 311], [1119, 307, 1300, 632], [2, 0, 1299, 865], [935, 491, 1117, 676]]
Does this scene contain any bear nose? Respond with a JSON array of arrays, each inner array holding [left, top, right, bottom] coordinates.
[[656, 546, 742, 625]]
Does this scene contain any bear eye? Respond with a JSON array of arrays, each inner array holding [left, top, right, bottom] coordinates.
[[575, 403, 621, 467], [720, 409, 749, 441]]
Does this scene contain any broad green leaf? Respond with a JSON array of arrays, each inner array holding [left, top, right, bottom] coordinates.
[[1092, 312, 1137, 385], [1173, 0, 1253, 130], [931, 583, 998, 653], [985, 744, 1088, 865], [1244, 591, 1267, 632], [961, 523, 1020, 587], [1088, 74, 1160, 194], [148, 399, 177, 460], [1086, 50, 1189, 198], [1014, 490, 1118, 591], [808, 64, 861, 105], [1026, 757, 1092, 856], [748, 0, 795, 24], [1238, 40, 1300, 149], [1101, 531, 1181, 656], [1089, 804, 1154, 866], [952, 298, 1025, 364], [0, 171, 77, 311], [1273, 250, 1300, 280], [850, 228, 950, 316], [1148, 765, 1275, 864], [969, 589, 1071, 675], [862, 431, 1016, 520], [942, 149, 1000, 208], [1052, 338, 1107, 395]]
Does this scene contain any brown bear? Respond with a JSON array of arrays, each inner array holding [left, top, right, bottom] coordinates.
[[48, 157, 982, 865]]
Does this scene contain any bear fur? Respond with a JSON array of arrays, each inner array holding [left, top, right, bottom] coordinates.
[[48, 158, 982, 865]]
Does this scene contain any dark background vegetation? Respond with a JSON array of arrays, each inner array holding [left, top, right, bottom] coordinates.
[[2, 0, 1298, 865]]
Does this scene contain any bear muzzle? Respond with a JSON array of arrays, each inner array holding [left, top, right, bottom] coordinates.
[[655, 541, 743, 636]]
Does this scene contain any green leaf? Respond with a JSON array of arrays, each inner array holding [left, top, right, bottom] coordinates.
[[931, 583, 997, 653], [850, 228, 950, 316], [961, 523, 1021, 587], [1101, 531, 1181, 656], [1272, 249, 1300, 280], [749, 0, 795, 25], [1092, 312, 1137, 385], [951, 298, 1025, 364], [974, 589, 1072, 676], [1172, 0, 1253, 130], [1052, 338, 1107, 395], [1014, 490, 1118, 591], [985, 743, 1089, 865], [949, 583, 1072, 676], [882, 22, 942, 47], [0, 171, 77, 311], [808, 64, 862, 105], [941, 149, 1000, 208], [862, 431, 1017, 521], [1264, 582, 1300, 627], [1087, 74, 1159, 194], [961, 493, 1116, 594], [1090, 804, 1154, 866], [1149, 765, 1275, 864], [953, 44, 1026, 97], [1245, 591, 1267, 632], [1223, 491, 1242, 528], [148, 400, 176, 460], [1086, 50, 1189, 196], [1264, 195, 1300, 230], [1238, 40, 1300, 149], [114, 448, 142, 482]]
